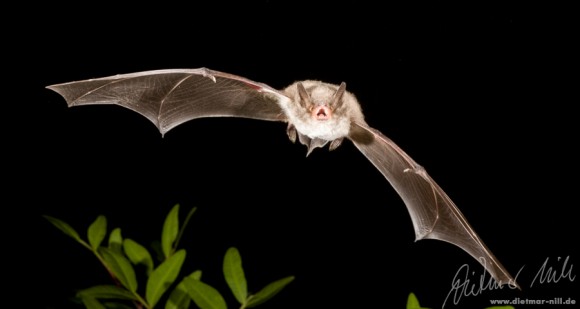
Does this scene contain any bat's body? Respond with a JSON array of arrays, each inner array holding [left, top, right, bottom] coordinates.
[[47, 68, 518, 287], [282, 80, 364, 154]]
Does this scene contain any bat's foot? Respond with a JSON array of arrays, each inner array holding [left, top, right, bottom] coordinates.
[[329, 138, 344, 151], [286, 124, 297, 143]]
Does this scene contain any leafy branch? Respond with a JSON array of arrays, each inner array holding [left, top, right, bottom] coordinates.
[[45, 204, 293, 308]]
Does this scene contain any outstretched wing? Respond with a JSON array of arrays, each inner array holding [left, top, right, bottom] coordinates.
[[47, 68, 288, 135], [48, 69, 516, 286], [348, 122, 517, 287]]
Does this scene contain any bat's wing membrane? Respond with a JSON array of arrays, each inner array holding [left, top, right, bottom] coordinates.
[[48, 70, 517, 286], [349, 122, 518, 287], [47, 68, 288, 135]]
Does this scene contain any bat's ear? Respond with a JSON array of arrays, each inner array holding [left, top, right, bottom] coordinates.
[[330, 82, 346, 109], [296, 82, 312, 109]]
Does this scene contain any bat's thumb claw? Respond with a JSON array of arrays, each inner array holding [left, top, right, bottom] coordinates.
[[200, 67, 217, 83]]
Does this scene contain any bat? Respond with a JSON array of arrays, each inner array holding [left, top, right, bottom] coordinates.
[[47, 68, 518, 287]]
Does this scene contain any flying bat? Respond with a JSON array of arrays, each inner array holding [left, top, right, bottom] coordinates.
[[47, 68, 518, 287]]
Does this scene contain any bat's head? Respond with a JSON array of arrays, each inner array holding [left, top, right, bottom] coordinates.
[[284, 80, 360, 147], [296, 81, 346, 121]]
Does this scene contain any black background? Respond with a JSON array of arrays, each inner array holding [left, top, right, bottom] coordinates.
[[7, 2, 576, 308]]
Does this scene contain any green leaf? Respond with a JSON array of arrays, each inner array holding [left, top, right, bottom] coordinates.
[[183, 277, 227, 309], [123, 238, 154, 276], [165, 270, 202, 309], [79, 295, 106, 309], [223, 247, 247, 304], [246, 276, 294, 308], [88, 215, 107, 251], [108, 228, 123, 254], [191, 270, 202, 280], [162, 204, 180, 258], [407, 292, 420, 309], [406, 292, 431, 309], [43, 215, 85, 245], [174, 206, 197, 249], [146, 249, 187, 308], [99, 247, 138, 293], [77, 285, 137, 301], [165, 286, 190, 309]]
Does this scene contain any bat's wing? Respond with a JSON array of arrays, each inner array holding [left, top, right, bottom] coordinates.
[[349, 122, 518, 287], [47, 68, 288, 135]]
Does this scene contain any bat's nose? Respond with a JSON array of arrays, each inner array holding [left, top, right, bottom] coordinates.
[[312, 106, 332, 120]]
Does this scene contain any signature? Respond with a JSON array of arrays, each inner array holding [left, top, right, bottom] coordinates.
[[531, 255, 575, 287], [442, 261, 522, 308], [442, 255, 575, 308]]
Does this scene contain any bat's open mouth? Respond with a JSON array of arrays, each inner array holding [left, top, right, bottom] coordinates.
[[313, 106, 332, 120]]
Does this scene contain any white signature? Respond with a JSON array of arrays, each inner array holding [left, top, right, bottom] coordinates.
[[442, 255, 575, 308], [442, 261, 521, 308], [531, 255, 575, 287]]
